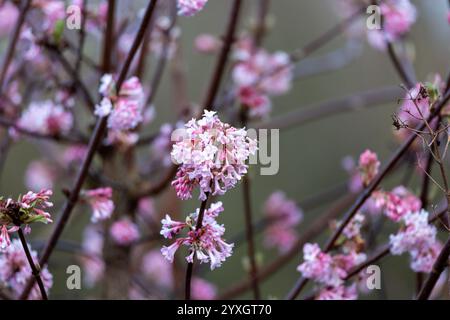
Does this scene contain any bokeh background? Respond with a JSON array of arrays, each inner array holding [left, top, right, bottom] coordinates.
[[1, 0, 450, 299]]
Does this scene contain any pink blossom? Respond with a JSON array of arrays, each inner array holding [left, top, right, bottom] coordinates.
[[316, 284, 358, 300], [83, 187, 115, 223], [375, 186, 421, 221], [141, 249, 173, 289], [263, 191, 303, 253], [389, 210, 440, 272], [192, 277, 217, 300], [79, 225, 104, 287], [195, 34, 221, 54], [297, 243, 366, 288], [177, 0, 209, 16], [0, 239, 53, 299], [358, 149, 380, 187], [389, 210, 441, 272], [16, 100, 73, 136], [161, 202, 234, 270], [0, 225, 19, 251], [61, 145, 88, 167], [151, 123, 176, 167], [0, 2, 19, 38], [137, 197, 156, 222], [35, 0, 66, 32], [232, 43, 293, 118], [95, 75, 145, 131], [18, 189, 54, 225], [110, 218, 140, 246], [342, 156, 363, 193], [25, 160, 57, 191], [367, 0, 417, 51], [171, 111, 257, 200], [342, 213, 365, 240]]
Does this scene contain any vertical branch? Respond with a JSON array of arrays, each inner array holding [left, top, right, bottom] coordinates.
[[242, 174, 261, 299], [0, 0, 32, 93], [185, 195, 210, 300], [102, 0, 116, 74], [17, 228, 48, 300], [74, 0, 88, 77], [201, 0, 242, 111], [18, 0, 160, 300]]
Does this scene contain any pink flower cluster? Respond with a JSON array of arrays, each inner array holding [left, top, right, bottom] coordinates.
[[177, 0, 209, 17], [297, 243, 366, 299], [0, 2, 18, 38], [232, 39, 293, 118], [358, 149, 380, 187], [15, 100, 73, 137], [372, 186, 421, 221], [95, 74, 145, 133], [263, 191, 303, 253], [367, 0, 417, 51], [109, 218, 140, 246], [171, 110, 257, 200], [83, 187, 115, 223], [161, 202, 234, 270], [78, 225, 104, 288], [0, 239, 53, 299], [389, 210, 441, 273]]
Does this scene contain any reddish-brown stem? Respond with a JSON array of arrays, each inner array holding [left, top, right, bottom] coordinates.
[[18, 0, 159, 300], [201, 0, 242, 111], [0, 0, 32, 93], [102, 0, 116, 74], [242, 174, 261, 299], [17, 228, 47, 300], [185, 195, 210, 300]]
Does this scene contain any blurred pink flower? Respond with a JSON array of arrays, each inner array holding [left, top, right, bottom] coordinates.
[[195, 34, 221, 54], [83, 187, 115, 223], [177, 0, 209, 16], [0, 239, 53, 299], [110, 218, 140, 246], [192, 277, 217, 300], [25, 160, 57, 191], [0, 2, 18, 38], [358, 149, 380, 187], [263, 191, 303, 253]]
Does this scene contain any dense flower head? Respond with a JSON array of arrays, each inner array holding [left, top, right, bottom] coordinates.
[[0, 239, 53, 299], [358, 150, 380, 187], [372, 186, 421, 221], [160, 202, 234, 270], [15, 100, 73, 136], [110, 218, 140, 246], [297, 243, 366, 288], [177, 0, 209, 17], [367, 0, 417, 50], [95, 74, 145, 132], [171, 111, 257, 200], [389, 209, 440, 272], [83, 187, 115, 223], [232, 40, 293, 117], [263, 191, 303, 253]]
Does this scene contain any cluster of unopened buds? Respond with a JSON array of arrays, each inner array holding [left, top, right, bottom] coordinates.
[[0, 190, 53, 249]]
